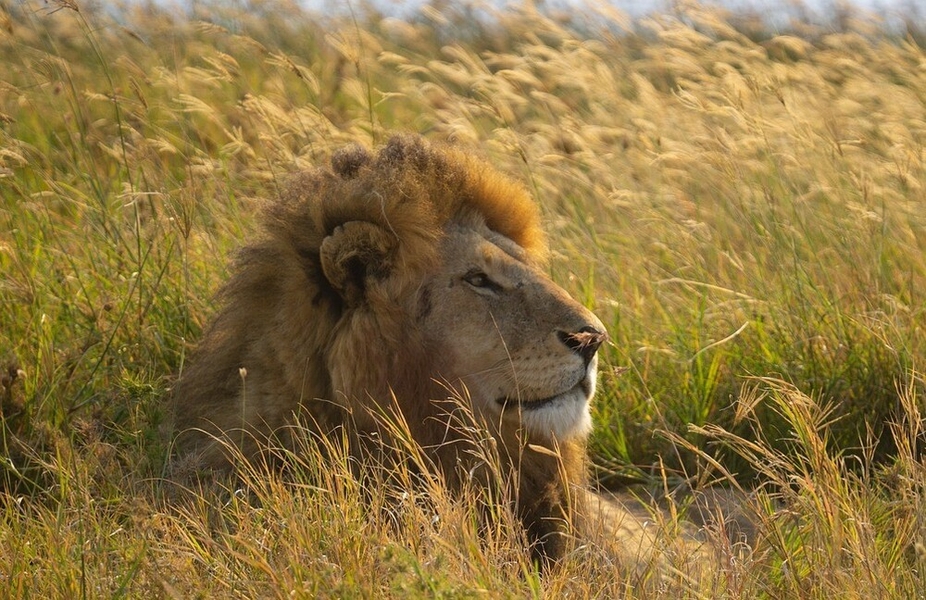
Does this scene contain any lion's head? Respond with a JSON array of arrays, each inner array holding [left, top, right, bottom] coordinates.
[[414, 219, 605, 443], [171, 134, 607, 561]]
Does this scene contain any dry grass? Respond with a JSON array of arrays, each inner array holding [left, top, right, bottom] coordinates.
[[1, 0, 925, 596]]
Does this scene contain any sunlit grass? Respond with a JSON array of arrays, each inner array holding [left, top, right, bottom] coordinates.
[[1, 0, 925, 596]]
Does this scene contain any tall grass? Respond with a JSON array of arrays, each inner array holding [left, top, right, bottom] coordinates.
[[1, 0, 925, 596]]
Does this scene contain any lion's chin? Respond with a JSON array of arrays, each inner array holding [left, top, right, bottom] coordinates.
[[496, 376, 596, 442]]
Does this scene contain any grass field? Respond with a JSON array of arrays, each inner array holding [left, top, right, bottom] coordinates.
[[2, 0, 926, 596]]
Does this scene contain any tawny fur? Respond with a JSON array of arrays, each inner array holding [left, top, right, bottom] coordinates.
[[171, 134, 614, 563]]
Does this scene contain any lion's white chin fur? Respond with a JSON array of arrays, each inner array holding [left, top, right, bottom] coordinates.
[[499, 356, 598, 442], [518, 384, 594, 442]]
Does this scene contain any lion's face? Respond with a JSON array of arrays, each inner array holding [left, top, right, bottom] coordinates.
[[418, 220, 607, 443]]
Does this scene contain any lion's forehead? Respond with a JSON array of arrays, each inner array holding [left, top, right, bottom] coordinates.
[[444, 220, 538, 267], [482, 229, 530, 263]]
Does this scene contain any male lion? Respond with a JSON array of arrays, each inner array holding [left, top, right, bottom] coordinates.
[[171, 134, 615, 563]]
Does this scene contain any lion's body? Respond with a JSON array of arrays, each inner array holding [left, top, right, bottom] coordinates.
[[171, 135, 611, 562]]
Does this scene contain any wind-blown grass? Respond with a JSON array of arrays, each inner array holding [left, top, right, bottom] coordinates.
[[1, 0, 925, 596]]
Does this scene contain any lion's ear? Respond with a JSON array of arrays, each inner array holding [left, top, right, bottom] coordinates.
[[319, 221, 397, 307], [331, 144, 371, 179]]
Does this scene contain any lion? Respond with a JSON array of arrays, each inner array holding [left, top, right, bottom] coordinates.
[[170, 134, 621, 564]]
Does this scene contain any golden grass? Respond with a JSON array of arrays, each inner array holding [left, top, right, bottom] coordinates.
[[1, 0, 925, 596]]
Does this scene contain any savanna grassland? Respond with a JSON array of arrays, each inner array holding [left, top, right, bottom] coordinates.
[[2, 0, 926, 596]]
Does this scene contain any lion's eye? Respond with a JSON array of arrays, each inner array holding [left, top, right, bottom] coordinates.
[[463, 270, 500, 292], [465, 272, 489, 287]]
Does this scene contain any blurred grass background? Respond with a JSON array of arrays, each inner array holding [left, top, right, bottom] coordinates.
[[1, 0, 925, 596]]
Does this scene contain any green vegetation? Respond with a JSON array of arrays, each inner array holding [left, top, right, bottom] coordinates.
[[1, 0, 925, 596]]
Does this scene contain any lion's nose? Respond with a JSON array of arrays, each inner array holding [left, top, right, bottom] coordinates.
[[557, 326, 608, 365]]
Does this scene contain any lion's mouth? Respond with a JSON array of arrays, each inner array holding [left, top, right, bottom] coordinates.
[[496, 377, 592, 411]]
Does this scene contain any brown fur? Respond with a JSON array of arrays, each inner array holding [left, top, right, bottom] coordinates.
[[170, 134, 609, 563]]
